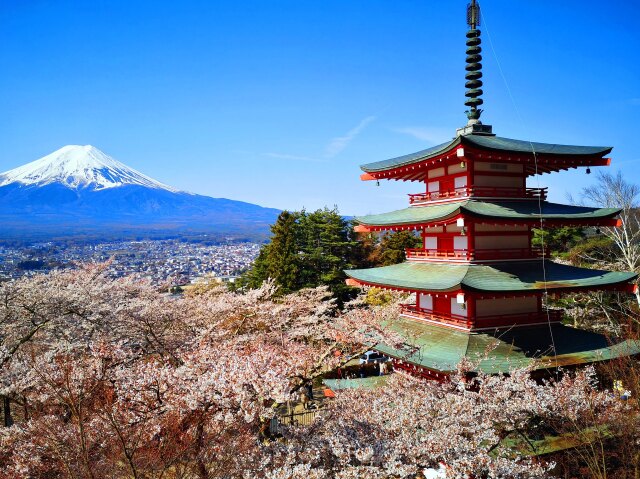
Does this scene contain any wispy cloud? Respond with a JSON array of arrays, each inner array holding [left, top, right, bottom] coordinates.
[[325, 116, 376, 158], [264, 153, 324, 162], [392, 126, 452, 145]]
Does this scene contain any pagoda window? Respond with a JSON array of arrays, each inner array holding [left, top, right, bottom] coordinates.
[[474, 161, 524, 174], [476, 296, 538, 316], [427, 167, 446, 179], [474, 174, 524, 189], [453, 236, 468, 251], [475, 235, 528, 249], [424, 236, 437, 250], [454, 175, 468, 190], [418, 293, 433, 310], [450, 297, 468, 318], [447, 163, 467, 175], [427, 180, 439, 194]]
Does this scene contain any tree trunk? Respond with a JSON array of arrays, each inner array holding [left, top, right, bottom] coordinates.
[[194, 421, 208, 479], [3, 396, 13, 427]]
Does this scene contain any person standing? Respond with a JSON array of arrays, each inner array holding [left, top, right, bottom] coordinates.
[[305, 382, 314, 401]]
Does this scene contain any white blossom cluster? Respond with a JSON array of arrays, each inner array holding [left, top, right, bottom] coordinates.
[[0, 265, 634, 478]]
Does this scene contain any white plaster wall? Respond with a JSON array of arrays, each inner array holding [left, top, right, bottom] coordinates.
[[475, 224, 528, 232], [454, 176, 468, 189], [448, 164, 467, 174], [424, 237, 438, 249], [427, 167, 446, 179], [419, 293, 433, 310], [474, 175, 523, 188], [445, 225, 463, 233], [453, 236, 469, 250], [450, 297, 468, 317], [474, 161, 524, 173], [475, 235, 529, 249], [476, 296, 538, 316]]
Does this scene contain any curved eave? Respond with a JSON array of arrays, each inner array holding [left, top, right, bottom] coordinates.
[[360, 138, 459, 174], [354, 201, 621, 230], [359, 135, 612, 180], [344, 261, 637, 294], [374, 317, 640, 374], [463, 135, 612, 157], [355, 201, 462, 228]]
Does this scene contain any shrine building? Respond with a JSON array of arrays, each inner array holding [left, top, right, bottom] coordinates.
[[345, 0, 640, 379]]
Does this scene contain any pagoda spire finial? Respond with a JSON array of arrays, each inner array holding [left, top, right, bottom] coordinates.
[[457, 0, 493, 136], [465, 0, 483, 124]]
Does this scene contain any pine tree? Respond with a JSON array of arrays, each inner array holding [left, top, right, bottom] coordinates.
[[264, 211, 300, 293], [234, 211, 300, 293], [377, 231, 422, 266], [297, 208, 359, 300], [235, 207, 362, 302]]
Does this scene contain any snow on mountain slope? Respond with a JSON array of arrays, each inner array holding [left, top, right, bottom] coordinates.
[[0, 145, 179, 192]]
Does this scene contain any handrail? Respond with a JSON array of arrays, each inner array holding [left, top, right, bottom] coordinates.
[[400, 304, 564, 329], [408, 186, 548, 204], [405, 248, 471, 259], [405, 247, 547, 261], [269, 409, 320, 435], [400, 304, 473, 328]]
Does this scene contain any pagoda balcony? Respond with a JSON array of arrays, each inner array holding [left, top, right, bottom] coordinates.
[[408, 186, 548, 205], [405, 247, 547, 262], [400, 304, 564, 330], [399, 304, 473, 329]]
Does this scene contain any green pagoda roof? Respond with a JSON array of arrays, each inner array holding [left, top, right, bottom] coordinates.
[[345, 260, 637, 293], [355, 200, 620, 227], [376, 316, 640, 374], [360, 134, 612, 173]]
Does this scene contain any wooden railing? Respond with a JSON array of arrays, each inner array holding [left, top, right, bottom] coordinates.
[[405, 248, 471, 260], [270, 409, 320, 435], [474, 309, 564, 328], [405, 247, 547, 261], [400, 304, 564, 329], [400, 304, 473, 329], [408, 186, 548, 204]]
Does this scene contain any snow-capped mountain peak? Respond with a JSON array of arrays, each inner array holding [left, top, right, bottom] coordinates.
[[0, 145, 179, 192]]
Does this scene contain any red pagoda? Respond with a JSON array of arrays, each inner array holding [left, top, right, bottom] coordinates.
[[345, 1, 639, 379]]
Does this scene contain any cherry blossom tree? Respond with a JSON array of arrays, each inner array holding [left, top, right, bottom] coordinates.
[[0, 266, 635, 479], [0, 266, 399, 478], [265, 366, 629, 479]]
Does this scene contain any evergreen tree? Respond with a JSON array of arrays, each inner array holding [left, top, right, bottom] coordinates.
[[532, 227, 585, 255], [376, 231, 422, 266], [264, 210, 300, 293], [234, 211, 300, 293], [297, 208, 360, 300], [234, 244, 271, 290], [235, 208, 361, 302]]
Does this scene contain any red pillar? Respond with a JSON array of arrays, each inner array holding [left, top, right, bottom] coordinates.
[[467, 293, 476, 329]]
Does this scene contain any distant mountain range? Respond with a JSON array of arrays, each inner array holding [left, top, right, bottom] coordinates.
[[0, 145, 280, 241]]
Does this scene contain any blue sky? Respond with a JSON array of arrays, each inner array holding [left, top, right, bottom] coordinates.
[[0, 0, 638, 215]]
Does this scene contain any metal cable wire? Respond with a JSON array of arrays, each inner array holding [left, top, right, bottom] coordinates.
[[479, 7, 558, 366]]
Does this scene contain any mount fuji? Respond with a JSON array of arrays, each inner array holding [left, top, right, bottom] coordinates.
[[0, 145, 280, 241]]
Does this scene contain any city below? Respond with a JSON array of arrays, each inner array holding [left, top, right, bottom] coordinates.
[[0, 238, 261, 285]]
